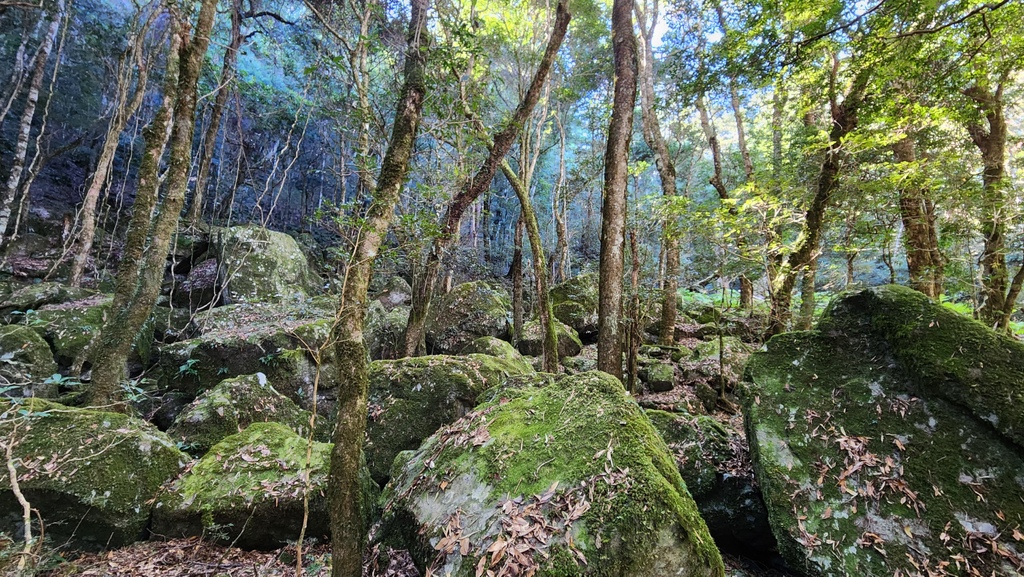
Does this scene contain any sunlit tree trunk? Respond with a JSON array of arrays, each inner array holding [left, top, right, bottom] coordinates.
[[893, 133, 943, 299], [635, 0, 678, 346], [88, 0, 218, 406], [596, 0, 637, 381], [510, 215, 524, 343]]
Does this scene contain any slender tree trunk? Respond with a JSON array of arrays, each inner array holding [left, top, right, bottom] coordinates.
[[186, 0, 243, 226], [596, 0, 637, 381], [328, 2, 429, 574], [0, 0, 64, 238], [401, 0, 570, 357], [796, 256, 816, 330], [635, 0, 678, 346], [965, 82, 1012, 329], [502, 161, 558, 371], [0, 15, 41, 131], [765, 71, 869, 336], [510, 215, 524, 344], [893, 133, 942, 298], [88, 0, 218, 406], [552, 114, 569, 284], [69, 22, 152, 286]]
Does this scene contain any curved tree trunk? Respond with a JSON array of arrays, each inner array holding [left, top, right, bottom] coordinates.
[[893, 133, 943, 299], [328, 1, 429, 573], [596, 0, 637, 381], [401, 0, 570, 357]]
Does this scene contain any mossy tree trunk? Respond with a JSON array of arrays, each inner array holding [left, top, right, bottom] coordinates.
[[69, 11, 153, 287], [88, 0, 218, 406], [635, 0, 678, 346], [502, 161, 558, 372], [765, 69, 869, 337], [401, 0, 570, 357], [796, 256, 817, 330], [965, 80, 1021, 331], [893, 133, 943, 299], [597, 0, 637, 381], [510, 215, 524, 343], [327, 1, 429, 575]]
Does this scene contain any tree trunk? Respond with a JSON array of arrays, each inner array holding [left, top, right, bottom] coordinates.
[[965, 82, 1011, 329], [69, 19, 152, 286], [597, 0, 637, 381], [765, 71, 869, 336], [502, 161, 558, 372], [401, 0, 570, 357], [635, 0, 678, 346], [893, 134, 942, 298], [796, 256, 817, 330], [186, 0, 243, 226], [0, 0, 64, 238], [327, 1, 429, 575], [88, 0, 219, 406], [511, 215, 524, 344]]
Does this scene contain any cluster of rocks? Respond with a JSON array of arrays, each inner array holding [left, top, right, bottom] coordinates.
[[2, 228, 1022, 576]]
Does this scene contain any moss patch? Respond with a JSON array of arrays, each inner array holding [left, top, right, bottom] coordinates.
[[518, 319, 583, 358], [425, 281, 513, 354], [549, 273, 599, 339], [379, 371, 724, 577], [744, 326, 1024, 576], [217, 225, 321, 304], [0, 398, 186, 550], [366, 354, 532, 483], [0, 324, 58, 397]]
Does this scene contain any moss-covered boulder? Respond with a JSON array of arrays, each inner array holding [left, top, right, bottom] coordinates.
[[375, 276, 412, 309], [366, 354, 532, 483], [640, 360, 675, 392], [517, 318, 583, 358], [549, 273, 599, 340], [365, 301, 409, 360], [217, 225, 320, 304], [459, 337, 533, 373], [646, 410, 774, 555], [0, 324, 58, 397], [153, 422, 376, 550], [0, 282, 96, 320], [743, 286, 1024, 576], [378, 371, 724, 577], [425, 281, 512, 354], [155, 300, 336, 405], [167, 373, 311, 456], [171, 258, 219, 310], [685, 337, 752, 394], [30, 295, 111, 369], [0, 399, 187, 550]]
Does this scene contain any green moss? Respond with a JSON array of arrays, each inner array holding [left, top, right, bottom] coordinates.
[[167, 373, 311, 456], [0, 398, 186, 550], [152, 422, 356, 550], [425, 281, 513, 354], [820, 285, 1024, 447], [549, 273, 599, 337], [31, 296, 111, 368], [744, 327, 1024, 576], [518, 319, 583, 358], [0, 324, 58, 397], [380, 371, 724, 577], [365, 353, 532, 483], [217, 225, 321, 303]]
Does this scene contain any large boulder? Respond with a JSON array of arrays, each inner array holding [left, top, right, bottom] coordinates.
[[743, 285, 1024, 576], [0, 282, 96, 321], [365, 300, 409, 360], [0, 399, 187, 550], [425, 281, 512, 354], [366, 354, 532, 483], [378, 371, 724, 577], [30, 294, 111, 369], [215, 225, 320, 304], [155, 300, 336, 405], [517, 318, 583, 358], [549, 273, 599, 339], [167, 373, 311, 456], [152, 422, 377, 550], [0, 324, 59, 398], [646, 410, 774, 556]]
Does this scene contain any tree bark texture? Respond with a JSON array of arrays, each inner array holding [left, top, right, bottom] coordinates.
[[892, 134, 943, 299], [327, 1, 429, 575], [597, 0, 637, 381]]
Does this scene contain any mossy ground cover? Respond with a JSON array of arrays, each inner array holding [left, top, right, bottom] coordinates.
[[380, 371, 724, 577], [0, 399, 186, 550], [745, 328, 1024, 576]]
